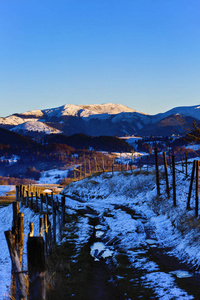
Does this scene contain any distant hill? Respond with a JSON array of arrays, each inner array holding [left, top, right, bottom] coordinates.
[[43, 133, 134, 152], [0, 103, 200, 137]]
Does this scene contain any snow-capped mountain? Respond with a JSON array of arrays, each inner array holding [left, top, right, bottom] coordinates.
[[0, 103, 200, 137]]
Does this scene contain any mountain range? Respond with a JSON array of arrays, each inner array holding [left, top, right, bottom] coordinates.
[[0, 103, 200, 138]]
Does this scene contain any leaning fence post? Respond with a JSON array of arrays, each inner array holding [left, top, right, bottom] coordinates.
[[27, 237, 46, 300], [154, 148, 160, 196], [163, 152, 170, 198], [196, 160, 199, 218], [172, 155, 176, 207], [187, 160, 196, 210], [5, 231, 27, 300]]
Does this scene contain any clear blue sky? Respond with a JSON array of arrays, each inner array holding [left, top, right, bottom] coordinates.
[[0, 0, 200, 117]]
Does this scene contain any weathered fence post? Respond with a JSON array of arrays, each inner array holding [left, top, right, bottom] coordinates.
[[53, 201, 56, 244], [12, 202, 19, 242], [46, 193, 48, 215], [44, 214, 48, 254], [51, 192, 53, 212], [185, 151, 188, 178], [61, 195, 65, 231], [18, 212, 24, 264], [40, 194, 44, 212], [163, 152, 170, 198], [187, 160, 196, 210], [154, 148, 160, 196], [19, 185, 22, 200], [29, 222, 34, 237], [26, 191, 29, 207], [31, 192, 34, 210], [5, 231, 27, 300], [172, 155, 176, 207], [36, 192, 38, 212], [196, 160, 199, 218], [39, 217, 43, 237], [16, 186, 20, 201], [27, 237, 46, 300]]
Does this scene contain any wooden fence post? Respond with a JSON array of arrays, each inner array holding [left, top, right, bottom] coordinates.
[[172, 155, 176, 207], [16, 186, 20, 201], [46, 193, 48, 215], [39, 217, 43, 237], [5, 231, 27, 300], [27, 237, 46, 300], [185, 151, 188, 178], [12, 202, 19, 241], [53, 201, 56, 244], [154, 148, 160, 196], [18, 213, 24, 265], [51, 192, 53, 212], [26, 191, 29, 207], [18, 213, 24, 246], [44, 214, 48, 254], [40, 194, 44, 213], [29, 222, 34, 237], [31, 192, 34, 210], [196, 160, 199, 218], [187, 160, 196, 210], [61, 196, 65, 231], [163, 152, 170, 198], [36, 192, 38, 212]]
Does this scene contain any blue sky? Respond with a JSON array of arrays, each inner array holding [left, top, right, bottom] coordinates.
[[0, 0, 200, 117]]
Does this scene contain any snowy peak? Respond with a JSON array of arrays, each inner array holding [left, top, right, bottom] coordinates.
[[11, 121, 61, 134], [42, 103, 144, 119]]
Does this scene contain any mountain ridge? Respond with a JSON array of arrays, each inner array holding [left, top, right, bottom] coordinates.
[[0, 103, 200, 137]]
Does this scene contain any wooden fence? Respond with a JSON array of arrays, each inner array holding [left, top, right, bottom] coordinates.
[[5, 187, 66, 299]]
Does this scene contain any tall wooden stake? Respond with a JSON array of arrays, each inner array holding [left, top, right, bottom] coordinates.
[[172, 155, 176, 207], [187, 160, 196, 210], [154, 148, 160, 196], [163, 152, 170, 198]]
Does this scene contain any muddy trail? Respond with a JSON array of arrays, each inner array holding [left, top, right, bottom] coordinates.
[[48, 196, 200, 299]]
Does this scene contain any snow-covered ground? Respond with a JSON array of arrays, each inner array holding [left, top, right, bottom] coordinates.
[[61, 161, 200, 299], [1, 160, 200, 299], [38, 168, 70, 184], [0, 186, 15, 197]]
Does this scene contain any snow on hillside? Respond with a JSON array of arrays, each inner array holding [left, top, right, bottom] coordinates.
[[0, 115, 37, 126], [61, 162, 200, 299], [2, 161, 200, 298], [11, 121, 61, 134], [153, 104, 200, 123]]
